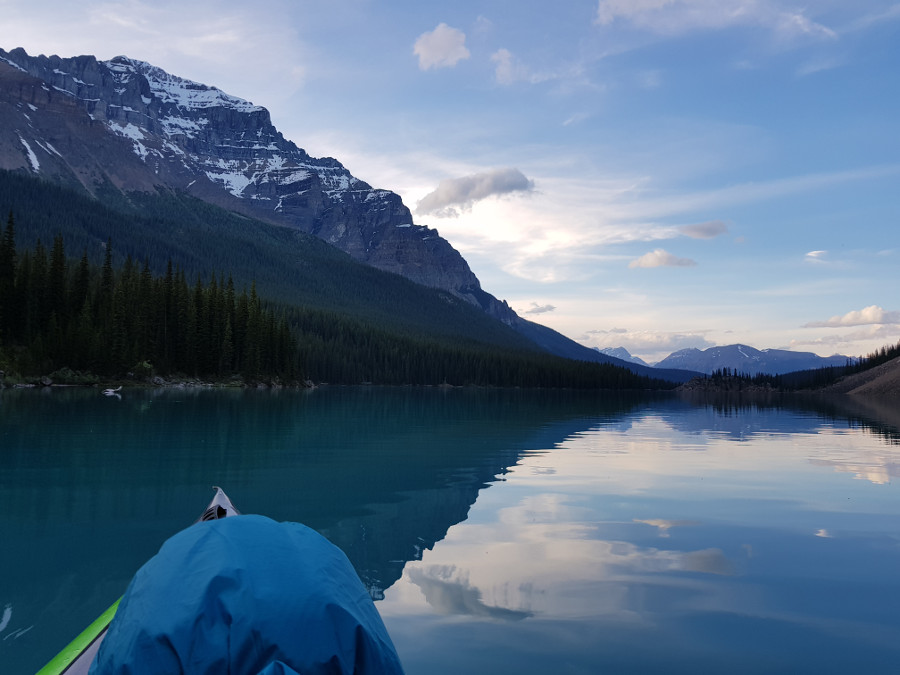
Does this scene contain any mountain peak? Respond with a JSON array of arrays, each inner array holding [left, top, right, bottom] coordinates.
[[595, 346, 650, 367], [103, 55, 265, 114], [654, 343, 848, 375], [0, 46, 485, 299]]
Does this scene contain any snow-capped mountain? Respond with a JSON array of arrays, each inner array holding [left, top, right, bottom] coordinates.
[[653, 344, 850, 376], [7, 46, 679, 374], [0, 47, 482, 300], [595, 347, 650, 367]]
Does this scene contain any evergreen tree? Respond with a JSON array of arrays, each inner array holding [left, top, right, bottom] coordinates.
[[70, 250, 91, 316], [0, 212, 16, 338], [48, 234, 68, 325]]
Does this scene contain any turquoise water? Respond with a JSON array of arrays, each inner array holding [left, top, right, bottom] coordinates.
[[2, 387, 899, 673]]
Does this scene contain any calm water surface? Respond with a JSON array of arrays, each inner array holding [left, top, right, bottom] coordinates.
[[1, 387, 899, 673]]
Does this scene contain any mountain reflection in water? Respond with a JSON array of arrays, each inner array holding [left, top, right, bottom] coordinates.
[[2, 387, 899, 673]]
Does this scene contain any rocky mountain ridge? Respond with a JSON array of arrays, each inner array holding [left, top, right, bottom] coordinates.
[[652, 343, 849, 376], [0, 47, 484, 298], [595, 347, 650, 367], [0, 46, 690, 380]]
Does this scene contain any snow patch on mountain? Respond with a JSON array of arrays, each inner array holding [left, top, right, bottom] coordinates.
[[206, 168, 252, 198], [0, 54, 26, 72], [19, 137, 39, 172], [107, 121, 151, 162], [160, 115, 208, 137], [104, 57, 265, 114]]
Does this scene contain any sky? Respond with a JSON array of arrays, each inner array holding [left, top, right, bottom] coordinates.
[[2, 0, 899, 362]]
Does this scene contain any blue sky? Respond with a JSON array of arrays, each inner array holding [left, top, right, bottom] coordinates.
[[2, 0, 898, 361]]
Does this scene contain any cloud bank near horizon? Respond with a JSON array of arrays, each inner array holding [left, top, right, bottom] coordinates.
[[804, 305, 900, 328]]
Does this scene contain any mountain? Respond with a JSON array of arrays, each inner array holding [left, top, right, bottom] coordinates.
[[823, 355, 900, 396], [596, 347, 650, 367], [654, 344, 850, 376], [0, 46, 694, 383], [0, 47, 479, 295], [0, 46, 689, 381]]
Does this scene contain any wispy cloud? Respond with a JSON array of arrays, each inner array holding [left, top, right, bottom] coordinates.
[[416, 168, 535, 217], [491, 48, 528, 85], [525, 302, 556, 315], [804, 250, 828, 263], [413, 23, 470, 70], [623, 165, 900, 221], [679, 219, 728, 239], [795, 55, 845, 77], [490, 47, 576, 88], [629, 248, 697, 268], [593, 0, 837, 40], [804, 305, 900, 328], [844, 4, 900, 32]]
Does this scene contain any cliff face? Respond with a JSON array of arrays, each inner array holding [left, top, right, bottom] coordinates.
[[0, 47, 480, 298]]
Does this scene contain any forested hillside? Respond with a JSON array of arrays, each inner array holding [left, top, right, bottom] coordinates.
[[0, 212, 674, 389], [680, 341, 900, 395], [0, 170, 539, 349]]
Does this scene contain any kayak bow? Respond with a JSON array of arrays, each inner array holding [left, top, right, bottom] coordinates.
[[37, 487, 240, 675]]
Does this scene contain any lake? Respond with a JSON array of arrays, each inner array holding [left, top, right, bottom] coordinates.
[[2, 386, 899, 673]]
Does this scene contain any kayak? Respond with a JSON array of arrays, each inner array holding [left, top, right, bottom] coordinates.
[[38, 487, 240, 675], [38, 487, 405, 675]]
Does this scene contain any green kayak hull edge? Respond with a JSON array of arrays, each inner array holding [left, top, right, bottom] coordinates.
[[36, 598, 120, 675]]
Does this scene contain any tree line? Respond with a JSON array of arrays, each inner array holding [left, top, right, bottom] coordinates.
[[0, 214, 297, 382], [700, 342, 900, 392], [0, 211, 675, 389], [0, 169, 541, 353]]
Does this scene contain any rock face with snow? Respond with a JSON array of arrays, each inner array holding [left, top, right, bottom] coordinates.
[[0, 47, 481, 299], [654, 344, 849, 376], [595, 347, 649, 367]]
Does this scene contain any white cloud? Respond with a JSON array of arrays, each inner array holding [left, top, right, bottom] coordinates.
[[629, 248, 697, 268], [593, 0, 837, 40], [413, 23, 470, 70], [525, 303, 557, 315], [491, 48, 528, 85], [788, 323, 899, 357], [804, 250, 828, 263], [804, 305, 900, 328], [416, 168, 535, 217], [679, 219, 728, 239]]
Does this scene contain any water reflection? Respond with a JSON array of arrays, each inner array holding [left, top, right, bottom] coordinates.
[[375, 393, 900, 673], [407, 565, 533, 621], [2, 387, 900, 673]]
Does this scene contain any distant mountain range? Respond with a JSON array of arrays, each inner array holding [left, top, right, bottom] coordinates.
[[596, 347, 651, 367], [0, 46, 697, 383], [598, 344, 851, 376]]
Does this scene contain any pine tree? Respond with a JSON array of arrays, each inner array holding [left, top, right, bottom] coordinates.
[[0, 212, 16, 339], [48, 234, 68, 326], [70, 250, 91, 316]]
